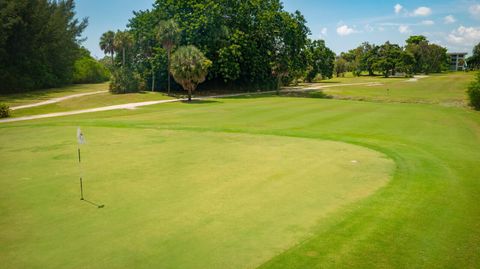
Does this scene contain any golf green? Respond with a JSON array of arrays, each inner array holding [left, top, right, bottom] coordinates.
[[0, 126, 392, 269]]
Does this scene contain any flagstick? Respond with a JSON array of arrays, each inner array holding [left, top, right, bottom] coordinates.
[[78, 147, 84, 200]]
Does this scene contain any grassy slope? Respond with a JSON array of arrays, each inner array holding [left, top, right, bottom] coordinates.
[[11, 91, 174, 118], [1, 73, 480, 268], [0, 83, 110, 107], [320, 72, 472, 106]]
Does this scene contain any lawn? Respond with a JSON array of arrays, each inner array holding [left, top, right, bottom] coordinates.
[[0, 83, 110, 108], [1, 73, 480, 268], [319, 72, 473, 106]]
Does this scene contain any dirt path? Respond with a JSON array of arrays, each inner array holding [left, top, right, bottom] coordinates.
[[1, 99, 181, 123], [10, 90, 108, 110], [0, 82, 392, 124]]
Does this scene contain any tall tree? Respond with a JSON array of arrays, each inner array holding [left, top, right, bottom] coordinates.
[[170, 45, 212, 101], [128, 9, 165, 91], [397, 50, 416, 77], [406, 35, 427, 45], [405, 36, 447, 74], [373, 41, 402, 77], [359, 42, 379, 76], [113, 31, 133, 67], [305, 39, 335, 82], [334, 57, 348, 77], [0, 0, 87, 93], [157, 19, 181, 94], [99, 31, 116, 65], [467, 43, 480, 70]]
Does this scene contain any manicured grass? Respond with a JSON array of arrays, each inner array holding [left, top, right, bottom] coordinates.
[[0, 125, 392, 269], [320, 72, 474, 106], [1, 73, 480, 268], [0, 83, 110, 107]]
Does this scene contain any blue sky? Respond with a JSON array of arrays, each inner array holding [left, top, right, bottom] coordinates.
[[76, 0, 480, 58]]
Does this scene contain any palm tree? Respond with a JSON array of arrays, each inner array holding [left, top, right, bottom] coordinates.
[[99, 31, 116, 65], [170, 45, 212, 101], [157, 19, 181, 94], [113, 31, 133, 67]]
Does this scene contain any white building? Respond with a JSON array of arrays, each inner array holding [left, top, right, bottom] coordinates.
[[447, 52, 468, 71]]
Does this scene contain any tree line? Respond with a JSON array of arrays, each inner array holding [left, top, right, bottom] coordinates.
[[0, 0, 110, 93], [0, 0, 464, 96], [100, 0, 335, 95], [334, 36, 449, 78]]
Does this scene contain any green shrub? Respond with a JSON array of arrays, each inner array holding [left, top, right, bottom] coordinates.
[[0, 103, 10, 118], [467, 73, 480, 110], [109, 68, 145, 94], [73, 57, 110, 84]]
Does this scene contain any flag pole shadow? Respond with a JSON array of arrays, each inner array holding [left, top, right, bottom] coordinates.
[[82, 199, 105, 209]]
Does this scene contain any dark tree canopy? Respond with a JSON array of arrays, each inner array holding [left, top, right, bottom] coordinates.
[[467, 43, 480, 70], [405, 37, 448, 74], [0, 0, 88, 93], [126, 0, 321, 90], [305, 40, 335, 82], [337, 36, 448, 77]]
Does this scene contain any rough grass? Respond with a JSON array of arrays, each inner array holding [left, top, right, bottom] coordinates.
[[1, 72, 480, 268]]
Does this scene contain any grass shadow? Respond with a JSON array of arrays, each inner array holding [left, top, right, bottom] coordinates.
[[312, 81, 341, 84], [0, 83, 108, 104], [181, 100, 221, 105], [220, 90, 333, 100]]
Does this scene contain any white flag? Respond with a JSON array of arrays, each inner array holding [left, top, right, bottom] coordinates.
[[77, 127, 86, 145]]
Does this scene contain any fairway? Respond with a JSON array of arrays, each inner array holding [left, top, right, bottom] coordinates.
[[1, 82, 480, 268], [0, 124, 393, 269], [320, 73, 472, 106]]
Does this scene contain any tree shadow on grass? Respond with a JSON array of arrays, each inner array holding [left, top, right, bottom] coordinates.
[[220, 90, 333, 100], [181, 100, 221, 105], [309, 81, 341, 84], [0, 83, 108, 104]]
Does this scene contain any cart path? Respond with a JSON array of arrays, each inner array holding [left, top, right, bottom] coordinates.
[[0, 82, 393, 124], [10, 90, 108, 110]]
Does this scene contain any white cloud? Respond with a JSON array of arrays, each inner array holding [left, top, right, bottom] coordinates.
[[421, 20, 435, 26], [336, 25, 357, 36], [320, 27, 328, 36], [399, 25, 411, 34], [394, 4, 403, 14], [412, 7, 432, 17], [447, 26, 480, 46], [444, 15, 456, 24], [365, 24, 374, 32], [470, 4, 480, 19]]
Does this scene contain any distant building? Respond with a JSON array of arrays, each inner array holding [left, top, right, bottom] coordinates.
[[447, 52, 468, 71]]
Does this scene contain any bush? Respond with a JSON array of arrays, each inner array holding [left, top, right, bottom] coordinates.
[[73, 57, 110, 84], [467, 73, 480, 110], [0, 103, 10, 118], [109, 68, 145, 94]]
